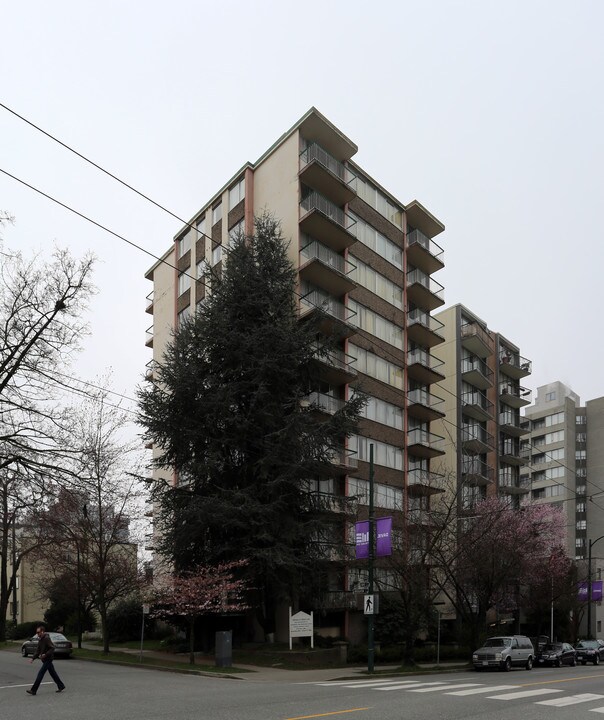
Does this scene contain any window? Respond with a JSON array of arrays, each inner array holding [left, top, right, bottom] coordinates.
[[354, 175, 403, 228], [348, 300, 403, 347], [576, 450, 587, 460], [177, 305, 191, 326], [546, 412, 565, 426], [534, 430, 565, 446], [228, 219, 244, 246], [211, 245, 222, 266], [349, 213, 403, 269], [177, 233, 191, 258], [577, 520, 587, 530], [348, 435, 403, 470], [545, 466, 564, 479], [348, 343, 403, 389], [353, 392, 403, 429], [545, 391, 556, 401], [577, 467, 587, 477], [577, 432, 587, 443], [229, 178, 245, 208], [576, 538, 586, 548], [177, 272, 191, 296], [577, 484, 587, 495], [196, 216, 206, 238], [577, 502, 586, 513], [349, 256, 403, 309], [348, 477, 403, 510], [577, 415, 587, 425], [212, 202, 222, 225], [197, 259, 209, 279]]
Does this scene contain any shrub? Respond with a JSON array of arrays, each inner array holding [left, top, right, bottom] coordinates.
[[107, 598, 149, 642], [7, 621, 41, 640]]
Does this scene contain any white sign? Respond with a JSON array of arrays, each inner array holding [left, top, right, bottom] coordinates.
[[142, 604, 150, 615], [289, 608, 314, 650], [364, 594, 375, 615]]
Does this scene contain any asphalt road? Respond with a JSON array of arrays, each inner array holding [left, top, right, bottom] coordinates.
[[4, 649, 604, 720]]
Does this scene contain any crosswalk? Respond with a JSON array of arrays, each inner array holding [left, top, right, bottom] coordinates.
[[308, 677, 604, 712]]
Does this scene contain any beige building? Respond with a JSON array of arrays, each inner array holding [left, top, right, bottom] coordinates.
[[144, 108, 446, 642], [5, 554, 47, 626]]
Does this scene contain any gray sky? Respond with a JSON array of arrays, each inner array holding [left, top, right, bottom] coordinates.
[[1, 0, 603, 416]]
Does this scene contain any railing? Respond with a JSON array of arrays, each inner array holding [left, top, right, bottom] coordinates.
[[145, 359, 156, 381], [499, 352, 532, 374], [461, 357, 494, 383], [407, 308, 445, 335], [500, 439, 520, 457], [306, 391, 345, 415], [407, 348, 444, 373], [461, 391, 494, 415], [500, 412, 522, 429], [461, 321, 492, 348], [300, 289, 356, 323], [407, 428, 445, 453], [408, 509, 431, 525], [462, 460, 495, 482], [300, 190, 357, 232], [305, 491, 350, 513], [146, 290, 154, 310], [145, 325, 153, 346], [499, 384, 532, 402], [300, 142, 356, 186], [408, 388, 445, 411], [312, 344, 357, 375], [408, 468, 444, 490], [326, 446, 358, 470], [461, 425, 494, 447], [407, 229, 444, 262], [300, 238, 354, 275], [499, 472, 530, 491], [407, 269, 445, 301]]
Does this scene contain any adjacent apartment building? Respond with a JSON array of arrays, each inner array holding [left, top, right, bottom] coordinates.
[[431, 304, 532, 509], [521, 382, 604, 636], [144, 107, 446, 641]]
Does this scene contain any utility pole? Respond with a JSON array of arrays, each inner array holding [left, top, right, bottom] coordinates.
[[367, 443, 375, 674]]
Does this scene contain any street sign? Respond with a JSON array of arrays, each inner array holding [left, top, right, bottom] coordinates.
[[364, 594, 379, 615]]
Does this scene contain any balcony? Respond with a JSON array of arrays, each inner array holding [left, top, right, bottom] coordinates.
[[461, 460, 495, 486], [144, 503, 154, 518], [305, 491, 350, 514], [406, 269, 445, 311], [311, 344, 357, 384], [299, 191, 357, 252], [407, 468, 445, 495], [407, 388, 446, 422], [408, 509, 433, 527], [407, 428, 446, 459], [407, 309, 445, 348], [461, 391, 494, 422], [499, 411, 530, 437], [144, 359, 156, 382], [145, 325, 153, 348], [325, 446, 358, 474], [299, 142, 357, 206], [461, 357, 493, 390], [304, 391, 346, 416], [499, 472, 530, 495], [460, 322, 492, 358], [499, 352, 532, 379], [499, 383, 532, 408], [299, 289, 357, 338], [299, 238, 356, 296], [461, 425, 495, 454], [500, 439, 529, 465], [407, 348, 445, 385], [146, 290, 154, 315], [406, 229, 444, 275]]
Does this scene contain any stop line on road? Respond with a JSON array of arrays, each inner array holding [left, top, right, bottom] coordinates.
[[308, 678, 604, 712]]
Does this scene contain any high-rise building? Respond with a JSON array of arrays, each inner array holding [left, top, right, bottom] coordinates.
[[144, 108, 446, 641], [432, 304, 532, 509]]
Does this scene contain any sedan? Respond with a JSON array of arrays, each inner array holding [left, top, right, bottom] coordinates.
[[575, 640, 603, 665], [21, 632, 73, 658], [535, 642, 577, 667]]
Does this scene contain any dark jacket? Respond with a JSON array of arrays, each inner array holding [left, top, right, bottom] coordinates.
[[33, 632, 55, 661]]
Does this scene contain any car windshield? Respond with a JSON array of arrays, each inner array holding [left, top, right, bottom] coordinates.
[[49, 633, 68, 642], [578, 641, 598, 648], [544, 644, 562, 651], [483, 638, 511, 648]]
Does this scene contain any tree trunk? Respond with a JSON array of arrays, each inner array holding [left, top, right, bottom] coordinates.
[[189, 617, 195, 665]]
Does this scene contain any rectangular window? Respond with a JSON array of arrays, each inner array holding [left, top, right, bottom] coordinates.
[[576, 450, 587, 460], [353, 392, 403, 430], [577, 502, 586, 513], [349, 213, 402, 269], [211, 245, 222, 266], [347, 477, 402, 510], [228, 219, 244, 246], [348, 343, 404, 389], [577, 520, 587, 530], [545, 391, 557, 401], [196, 216, 206, 238], [228, 178, 245, 209], [348, 435, 403, 470], [177, 305, 191, 326], [349, 255, 403, 309], [546, 411, 565, 426], [177, 271, 191, 296], [577, 415, 587, 424], [177, 233, 191, 259], [348, 300, 403, 347], [212, 202, 222, 225], [197, 259, 209, 279]]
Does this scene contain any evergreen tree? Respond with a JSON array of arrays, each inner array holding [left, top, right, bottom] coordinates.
[[138, 213, 364, 634]]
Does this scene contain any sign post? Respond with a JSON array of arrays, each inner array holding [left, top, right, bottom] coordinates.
[[289, 608, 314, 650], [139, 603, 150, 662]]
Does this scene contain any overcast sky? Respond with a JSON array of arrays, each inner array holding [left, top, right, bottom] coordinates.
[[1, 0, 603, 421]]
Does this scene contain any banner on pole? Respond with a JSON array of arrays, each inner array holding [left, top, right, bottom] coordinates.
[[578, 581, 603, 601], [355, 517, 392, 559]]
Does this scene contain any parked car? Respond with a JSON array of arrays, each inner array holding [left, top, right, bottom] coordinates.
[[472, 635, 534, 671], [535, 642, 577, 667], [21, 632, 73, 658], [575, 640, 603, 665]]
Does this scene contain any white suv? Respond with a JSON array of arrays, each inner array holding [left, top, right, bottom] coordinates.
[[473, 635, 534, 671]]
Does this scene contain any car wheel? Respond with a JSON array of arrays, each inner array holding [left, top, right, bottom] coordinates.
[[504, 657, 512, 672], [21, 646, 27, 657], [526, 656, 533, 670], [594, 655, 600, 666], [554, 658, 561, 668], [570, 656, 577, 667]]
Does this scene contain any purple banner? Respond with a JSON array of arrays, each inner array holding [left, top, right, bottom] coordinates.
[[355, 517, 392, 559], [578, 581, 603, 601]]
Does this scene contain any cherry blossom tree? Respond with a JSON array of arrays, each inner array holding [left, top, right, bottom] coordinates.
[[152, 561, 249, 664]]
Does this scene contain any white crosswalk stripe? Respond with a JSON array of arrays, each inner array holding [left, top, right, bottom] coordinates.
[[315, 679, 418, 687], [446, 685, 518, 696], [408, 683, 482, 693], [488, 688, 562, 700], [537, 693, 604, 707], [376, 681, 448, 691], [589, 707, 604, 714]]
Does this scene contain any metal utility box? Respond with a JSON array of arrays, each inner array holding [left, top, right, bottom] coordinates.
[[215, 630, 232, 667]]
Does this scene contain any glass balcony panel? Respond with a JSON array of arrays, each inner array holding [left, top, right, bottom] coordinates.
[[406, 269, 445, 310], [499, 351, 532, 378], [406, 229, 444, 274], [407, 308, 445, 347], [299, 191, 357, 251]]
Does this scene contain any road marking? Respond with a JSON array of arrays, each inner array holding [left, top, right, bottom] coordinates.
[[589, 708, 604, 713], [284, 710, 370, 720], [447, 685, 518, 696], [537, 693, 604, 707], [515, 672, 604, 687], [0, 682, 53, 690], [330, 680, 421, 689], [488, 688, 561, 700], [315, 679, 414, 687], [376, 682, 448, 691], [409, 684, 482, 693]]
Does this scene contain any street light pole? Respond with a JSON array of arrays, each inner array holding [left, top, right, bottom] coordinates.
[[367, 444, 375, 674], [587, 535, 604, 640]]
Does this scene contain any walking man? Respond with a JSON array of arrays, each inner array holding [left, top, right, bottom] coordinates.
[[26, 625, 66, 695]]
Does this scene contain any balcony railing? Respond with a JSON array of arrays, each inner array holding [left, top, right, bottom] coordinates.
[[300, 142, 356, 185], [300, 190, 356, 233], [499, 384, 532, 404], [461, 391, 494, 416], [408, 348, 445, 374], [499, 412, 522, 429], [407, 268, 445, 307], [145, 359, 156, 382], [408, 388, 445, 412], [462, 460, 495, 483], [407, 428, 446, 454], [305, 391, 345, 415], [300, 238, 354, 276], [300, 289, 356, 324], [499, 352, 532, 375], [326, 446, 358, 470], [407, 228, 444, 259], [146, 290, 154, 314], [312, 344, 357, 377], [145, 325, 153, 348], [408, 468, 445, 494], [460, 322, 492, 357], [461, 357, 494, 384], [461, 425, 494, 449], [499, 472, 530, 493]]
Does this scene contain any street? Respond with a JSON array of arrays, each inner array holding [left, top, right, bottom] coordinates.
[[5, 649, 604, 720]]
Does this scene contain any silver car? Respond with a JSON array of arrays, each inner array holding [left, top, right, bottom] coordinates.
[[473, 635, 534, 671]]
